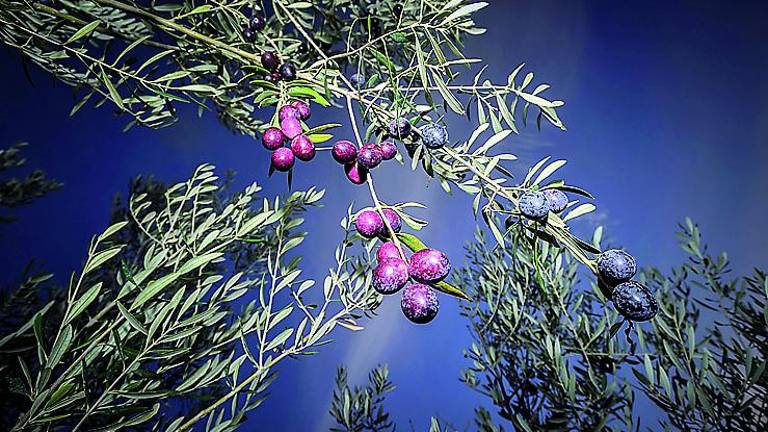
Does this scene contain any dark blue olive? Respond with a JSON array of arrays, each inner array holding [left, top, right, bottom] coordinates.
[[243, 27, 255, 42], [421, 123, 449, 148], [351, 73, 366, 88], [612, 281, 659, 321], [388, 118, 411, 139], [543, 189, 568, 213], [597, 249, 637, 286], [519, 191, 549, 220], [279, 63, 297, 81]]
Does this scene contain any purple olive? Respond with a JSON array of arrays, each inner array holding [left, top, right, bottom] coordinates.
[[380, 140, 397, 160], [266, 71, 281, 82], [382, 209, 401, 233], [333, 140, 357, 164], [280, 117, 302, 139], [290, 135, 315, 161], [249, 15, 266, 32], [344, 162, 368, 185], [279, 104, 299, 121], [262, 127, 285, 150], [355, 209, 384, 238], [357, 143, 383, 169], [376, 241, 402, 262], [271, 147, 294, 172], [373, 258, 409, 295], [290, 100, 311, 120], [408, 249, 450, 283], [261, 51, 280, 71], [401, 283, 439, 324]]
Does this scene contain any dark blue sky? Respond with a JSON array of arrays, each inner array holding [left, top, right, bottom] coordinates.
[[1, 1, 767, 430]]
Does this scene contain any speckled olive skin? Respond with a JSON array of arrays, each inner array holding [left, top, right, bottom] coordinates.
[[355, 209, 384, 238], [271, 147, 294, 172], [280, 117, 302, 139], [612, 281, 658, 321], [377, 242, 401, 262], [262, 127, 285, 150], [333, 140, 357, 164], [373, 258, 409, 294], [382, 209, 401, 233], [267, 71, 281, 82], [597, 249, 637, 286], [279, 105, 299, 121], [421, 123, 449, 148], [543, 189, 568, 213], [250, 15, 266, 32], [380, 140, 397, 160], [290, 135, 315, 161], [261, 52, 279, 70], [401, 283, 439, 324], [243, 27, 255, 41], [357, 144, 383, 168], [279, 63, 297, 80], [408, 249, 450, 283], [351, 73, 366, 88], [344, 162, 368, 185], [388, 118, 411, 139], [519, 191, 549, 220], [291, 100, 311, 120]]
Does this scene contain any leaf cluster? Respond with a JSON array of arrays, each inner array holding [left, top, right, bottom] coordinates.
[[456, 227, 633, 431], [330, 364, 396, 432], [0, 143, 61, 223], [456, 220, 767, 431], [0, 164, 379, 431]]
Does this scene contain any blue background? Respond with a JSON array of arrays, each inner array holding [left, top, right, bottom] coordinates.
[[1, 1, 767, 430]]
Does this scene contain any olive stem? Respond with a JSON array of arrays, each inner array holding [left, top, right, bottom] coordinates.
[[343, 96, 406, 260]]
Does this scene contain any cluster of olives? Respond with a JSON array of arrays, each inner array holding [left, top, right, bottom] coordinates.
[[331, 139, 398, 185], [388, 118, 450, 149], [240, 12, 297, 83], [518, 188, 570, 220], [243, 14, 266, 41], [519, 190, 658, 323], [261, 101, 314, 172], [329, 119, 452, 185], [261, 51, 297, 83], [354, 209, 450, 324], [596, 249, 659, 322]]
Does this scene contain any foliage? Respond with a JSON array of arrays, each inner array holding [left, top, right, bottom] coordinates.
[[458, 226, 633, 431], [329, 364, 456, 432], [330, 221, 767, 431], [3, 1, 763, 431], [0, 143, 61, 223], [632, 219, 767, 431], [0, 0, 602, 278], [0, 164, 380, 431], [457, 220, 766, 431], [330, 364, 396, 432]]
